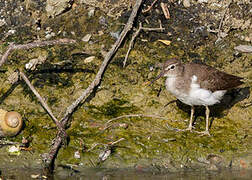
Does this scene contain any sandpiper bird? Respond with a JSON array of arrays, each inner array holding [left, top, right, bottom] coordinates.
[[151, 58, 243, 136]]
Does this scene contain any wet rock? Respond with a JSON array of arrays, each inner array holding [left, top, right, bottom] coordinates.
[[46, 0, 73, 17]]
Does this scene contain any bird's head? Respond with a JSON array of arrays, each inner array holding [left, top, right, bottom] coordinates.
[[149, 58, 183, 85]]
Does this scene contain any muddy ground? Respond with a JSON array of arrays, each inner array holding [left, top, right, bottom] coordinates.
[[0, 0, 252, 179]]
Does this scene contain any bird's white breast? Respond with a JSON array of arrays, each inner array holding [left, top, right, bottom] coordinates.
[[165, 75, 226, 106]]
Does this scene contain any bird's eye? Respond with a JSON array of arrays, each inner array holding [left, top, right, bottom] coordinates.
[[170, 65, 175, 70]]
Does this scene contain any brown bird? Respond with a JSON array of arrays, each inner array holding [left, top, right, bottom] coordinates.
[[151, 58, 243, 136]]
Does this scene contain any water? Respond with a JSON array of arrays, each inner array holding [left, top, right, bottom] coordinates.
[[1, 167, 252, 180]]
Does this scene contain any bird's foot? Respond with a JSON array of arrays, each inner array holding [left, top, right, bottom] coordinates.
[[195, 130, 211, 136]]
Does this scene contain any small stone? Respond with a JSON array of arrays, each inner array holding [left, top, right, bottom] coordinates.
[[71, 31, 76, 36], [118, 123, 128, 129], [99, 16, 107, 26], [45, 32, 55, 39], [99, 149, 111, 161], [84, 56, 95, 63], [244, 35, 252, 42], [25, 58, 39, 70], [31, 174, 40, 179], [7, 71, 19, 84], [0, 18, 6, 27], [98, 31, 104, 36], [82, 34, 92, 42], [110, 31, 120, 39], [234, 45, 252, 53], [198, 0, 208, 3], [8, 146, 21, 155], [183, 0, 191, 8], [7, 29, 16, 35], [74, 151, 81, 159], [88, 7, 95, 17], [46, 0, 73, 17]]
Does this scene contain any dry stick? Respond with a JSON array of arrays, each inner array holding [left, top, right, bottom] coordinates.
[[104, 114, 180, 132], [19, 71, 66, 136], [123, 22, 143, 67], [105, 114, 170, 125], [141, 27, 165, 31], [43, 0, 144, 172], [160, 2, 170, 19], [87, 138, 125, 152], [109, 138, 125, 146], [123, 24, 164, 67], [0, 38, 76, 67], [215, 3, 230, 44], [142, 0, 158, 13]]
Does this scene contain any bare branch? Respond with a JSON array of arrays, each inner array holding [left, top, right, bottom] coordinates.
[[142, 0, 158, 13], [19, 71, 66, 136], [123, 22, 143, 67], [105, 114, 170, 125], [0, 38, 76, 67], [160, 2, 170, 19]]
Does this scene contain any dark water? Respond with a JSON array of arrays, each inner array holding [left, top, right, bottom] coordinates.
[[1, 168, 252, 180]]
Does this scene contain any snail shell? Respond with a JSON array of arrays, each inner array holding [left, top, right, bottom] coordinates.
[[0, 109, 23, 137]]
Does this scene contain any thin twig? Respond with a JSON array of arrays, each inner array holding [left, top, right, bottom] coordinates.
[[0, 140, 20, 146], [105, 114, 170, 125], [215, 3, 230, 43], [0, 38, 76, 67], [87, 143, 101, 152], [123, 22, 143, 67], [160, 2, 170, 19], [43, 0, 144, 172], [141, 27, 165, 31], [142, 0, 158, 13], [19, 71, 66, 136], [103, 113, 182, 132], [109, 138, 125, 146]]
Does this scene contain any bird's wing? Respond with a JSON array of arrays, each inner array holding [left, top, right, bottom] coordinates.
[[186, 63, 243, 92]]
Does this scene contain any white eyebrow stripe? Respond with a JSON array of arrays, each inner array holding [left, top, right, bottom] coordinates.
[[165, 63, 178, 70]]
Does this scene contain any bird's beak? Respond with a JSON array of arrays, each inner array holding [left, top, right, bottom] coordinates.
[[148, 70, 165, 86]]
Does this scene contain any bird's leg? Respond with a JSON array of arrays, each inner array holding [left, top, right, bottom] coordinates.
[[198, 106, 211, 136], [185, 106, 194, 131]]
